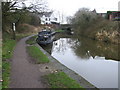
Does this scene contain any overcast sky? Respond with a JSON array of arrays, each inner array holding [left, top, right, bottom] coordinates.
[[22, 0, 120, 23], [47, 0, 120, 16]]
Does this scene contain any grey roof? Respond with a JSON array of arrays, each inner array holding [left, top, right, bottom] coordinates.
[[43, 12, 53, 17]]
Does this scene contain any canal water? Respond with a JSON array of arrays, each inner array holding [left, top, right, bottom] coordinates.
[[41, 33, 119, 88]]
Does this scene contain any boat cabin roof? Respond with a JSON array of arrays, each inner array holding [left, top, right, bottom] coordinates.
[[38, 29, 52, 35]]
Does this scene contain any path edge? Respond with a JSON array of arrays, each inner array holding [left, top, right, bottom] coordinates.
[[35, 43, 98, 89]]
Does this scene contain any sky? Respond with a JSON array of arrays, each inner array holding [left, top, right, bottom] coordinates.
[[12, 0, 119, 23], [2, 0, 120, 16], [47, 0, 120, 16]]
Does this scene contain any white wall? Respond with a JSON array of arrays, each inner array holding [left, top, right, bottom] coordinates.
[[40, 13, 60, 24]]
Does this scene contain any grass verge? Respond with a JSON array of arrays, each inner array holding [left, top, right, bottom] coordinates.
[[26, 35, 37, 45], [2, 61, 10, 88], [43, 71, 84, 88], [27, 46, 49, 63], [55, 29, 65, 33], [2, 38, 16, 88], [2, 40, 16, 60], [16, 33, 36, 41]]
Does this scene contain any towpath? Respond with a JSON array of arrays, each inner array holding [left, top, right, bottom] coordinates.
[[9, 36, 47, 88]]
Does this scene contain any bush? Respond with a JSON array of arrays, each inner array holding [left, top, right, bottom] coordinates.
[[71, 8, 100, 36], [16, 24, 36, 33], [70, 8, 120, 44]]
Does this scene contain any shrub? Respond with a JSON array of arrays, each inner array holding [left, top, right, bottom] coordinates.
[[71, 8, 100, 36], [16, 24, 36, 33]]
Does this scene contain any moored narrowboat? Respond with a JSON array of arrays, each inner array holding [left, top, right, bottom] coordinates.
[[36, 29, 56, 45]]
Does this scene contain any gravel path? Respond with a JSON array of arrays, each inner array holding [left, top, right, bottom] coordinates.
[[9, 36, 47, 88]]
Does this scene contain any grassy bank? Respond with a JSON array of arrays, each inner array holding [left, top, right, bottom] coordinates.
[[55, 29, 65, 33], [43, 71, 83, 88], [2, 39, 14, 88], [27, 46, 49, 63], [16, 33, 36, 41], [26, 35, 37, 45], [2, 62, 10, 88], [2, 33, 16, 88], [2, 40, 16, 60], [26, 36, 84, 88]]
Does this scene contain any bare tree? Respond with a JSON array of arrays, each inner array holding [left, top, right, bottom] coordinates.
[[71, 8, 99, 36], [28, 0, 48, 13], [2, 0, 49, 17], [66, 16, 73, 24], [2, 0, 49, 39]]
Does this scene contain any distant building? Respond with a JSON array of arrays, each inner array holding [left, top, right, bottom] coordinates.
[[92, 9, 107, 18], [92, 9, 97, 13], [39, 12, 60, 25], [98, 13, 107, 18], [92, 9, 120, 21], [107, 11, 120, 21]]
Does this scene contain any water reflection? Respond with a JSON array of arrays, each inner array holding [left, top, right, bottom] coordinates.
[[50, 34, 119, 61], [52, 38, 76, 55], [51, 38, 118, 88], [41, 34, 119, 88], [71, 36, 119, 61]]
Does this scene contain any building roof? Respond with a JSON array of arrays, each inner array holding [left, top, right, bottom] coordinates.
[[37, 11, 53, 17], [42, 11, 53, 17], [92, 9, 97, 13]]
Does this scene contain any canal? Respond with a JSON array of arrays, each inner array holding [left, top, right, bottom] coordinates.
[[41, 33, 119, 88]]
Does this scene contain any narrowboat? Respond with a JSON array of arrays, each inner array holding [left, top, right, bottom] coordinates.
[[36, 29, 56, 45]]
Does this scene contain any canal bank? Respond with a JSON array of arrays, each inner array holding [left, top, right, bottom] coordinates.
[[35, 44, 97, 88], [40, 32, 119, 88]]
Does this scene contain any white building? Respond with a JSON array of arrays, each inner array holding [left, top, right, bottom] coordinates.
[[40, 12, 60, 25]]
